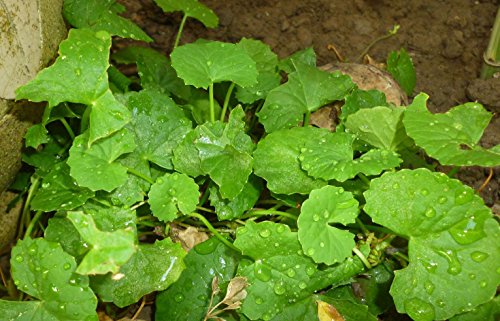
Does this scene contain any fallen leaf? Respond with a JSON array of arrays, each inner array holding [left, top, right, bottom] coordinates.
[[170, 225, 209, 251], [317, 300, 345, 321]]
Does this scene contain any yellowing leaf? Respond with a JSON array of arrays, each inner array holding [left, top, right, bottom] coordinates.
[[317, 300, 345, 321]]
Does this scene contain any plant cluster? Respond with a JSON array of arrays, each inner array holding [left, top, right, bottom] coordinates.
[[1, 0, 499, 321]]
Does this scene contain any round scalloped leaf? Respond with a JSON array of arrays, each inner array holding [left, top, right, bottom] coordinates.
[[403, 93, 500, 166], [364, 168, 500, 320], [170, 40, 257, 89], [300, 132, 401, 182], [298, 186, 359, 264], [253, 127, 328, 195], [152, 0, 218, 28], [67, 129, 136, 192], [148, 172, 200, 222], [7, 238, 97, 320], [364, 168, 491, 237]]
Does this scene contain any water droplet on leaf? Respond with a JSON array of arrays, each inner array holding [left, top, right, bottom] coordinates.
[[404, 298, 436, 321], [259, 229, 271, 238]]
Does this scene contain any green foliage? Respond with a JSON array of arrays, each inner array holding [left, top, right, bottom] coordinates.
[[10, 3, 500, 320], [387, 48, 416, 96]]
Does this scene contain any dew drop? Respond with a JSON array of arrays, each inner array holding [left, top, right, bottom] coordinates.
[[273, 280, 286, 295], [286, 268, 296, 278], [15, 255, 23, 263], [276, 225, 286, 233], [437, 250, 461, 275], [449, 216, 485, 245], [63, 263, 71, 270], [174, 293, 185, 302], [455, 190, 474, 205], [255, 297, 264, 305], [298, 281, 307, 289], [420, 188, 429, 196], [479, 281, 487, 288], [392, 183, 400, 189], [438, 196, 447, 204], [404, 298, 435, 321], [306, 266, 315, 276], [469, 273, 476, 280], [424, 207, 436, 218], [470, 251, 489, 263], [206, 61, 212, 66], [307, 248, 315, 256], [424, 281, 435, 294], [319, 242, 325, 248], [259, 229, 271, 238], [312, 214, 320, 222]]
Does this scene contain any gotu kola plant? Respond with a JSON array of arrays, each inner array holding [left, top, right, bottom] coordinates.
[[1, 0, 499, 320]]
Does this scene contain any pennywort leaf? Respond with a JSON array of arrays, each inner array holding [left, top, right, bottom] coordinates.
[[63, 0, 152, 41], [153, 0, 218, 28], [403, 93, 500, 166], [298, 186, 359, 265], [148, 172, 200, 222], [387, 48, 416, 96], [0, 238, 97, 320], [171, 40, 258, 89]]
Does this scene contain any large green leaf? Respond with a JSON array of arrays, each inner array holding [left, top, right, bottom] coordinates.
[[258, 62, 354, 132], [31, 162, 94, 212], [236, 38, 281, 103], [67, 212, 136, 275], [403, 93, 500, 166], [253, 127, 328, 195], [16, 29, 131, 144], [364, 169, 500, 320], [126, 90, 192, 169], [299, 131, 402, 182], [278, 47, 317, 73], [63, 0, 151, 41], [148, 172, 200, 222], [91, 238, 186, 307], [298, 186, 359, 265], [67, 129, 136, 192], [153, 0, 218, 28], [450, 296, 500, 321], [155, 238, 240, 321], [170, 40, 258, 89], [234, 221, 365, 321], [345, 106, 409, 151], [0, 238, 97, 320]]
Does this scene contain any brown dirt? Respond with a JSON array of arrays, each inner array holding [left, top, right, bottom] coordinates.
[[116, 0, 499, 208]]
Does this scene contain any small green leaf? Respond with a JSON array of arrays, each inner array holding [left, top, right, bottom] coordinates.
[[127, 90, 192, 169], [299, 132, 402, 182], [298, 186, 359, 264], [67, 129, 136, 192], [339, 88, 388, 123], [253, 127, 328, 194], [364, 168, 500, 320], [63, 0, 151, 41], [155, 238, 240, 321], [172, 130, 204, 177], [31, 162, 94, 212], [153, 0, 218, 28], [258, 62, 355, 132], [345, 106, 409, 151], [278, 47, 317, 73], [171, 40, 258, 89], [148, 172, 200, 222], [4, 238, 97, 320], [45, 216, 87, 258], [209, 175, 262, 221], [24, 124, 49, 148], [387, 48, 416, 96], [67, 211, 136, 275], [403, 93, 500, 166], [92, 238, 186, 307]]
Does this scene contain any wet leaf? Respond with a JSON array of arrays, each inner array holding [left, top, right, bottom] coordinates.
[[153, 0, 218, 28], [148, 172, 200, 222], [298, 186, 359, 265], [339, 88, 388, 123], [403, 93, 500, 166], [364, 168, 500, 320], [387, 48, 416, 96], [0, 238, 97, 320], [67, 211, 136, 275], [63, 0, 151, 41], [171, 40, 257, 89], [258, 62, 355, 132], [279, 47, 317, 73]]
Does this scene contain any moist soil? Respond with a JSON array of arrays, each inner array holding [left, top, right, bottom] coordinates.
[[116, 0, 500, 209]]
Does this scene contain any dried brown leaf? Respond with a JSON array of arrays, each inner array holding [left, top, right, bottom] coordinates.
[[220, 276, 248, 306], [211, 275, 220, 296], [170, 225, 209, 251], [317, 300, 345, 321]]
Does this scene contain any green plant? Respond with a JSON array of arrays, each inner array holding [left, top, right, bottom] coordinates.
[[1, 1, 499, 320]]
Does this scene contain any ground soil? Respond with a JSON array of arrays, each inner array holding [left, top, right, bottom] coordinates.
[[116, 0, 500, 208]]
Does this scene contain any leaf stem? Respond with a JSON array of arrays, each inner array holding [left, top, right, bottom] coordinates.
[[355, 25, 400, 62], [174, 14, 188, 49], [60, 118, 75, 140], [352, 247, 373, 269], [209, 83, 215, 122], [355, 218, 369, 235], [242, 209, 298, 221], [189, 213, 240, 253], [127, 167, 154, 185], [303, 111, 311, 127], [220, 83, 236, 121], [196, 206, 215, 214], [24, 211, 43, 239], [17, 176, 40, 239], [357, 173, 371, 186]]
